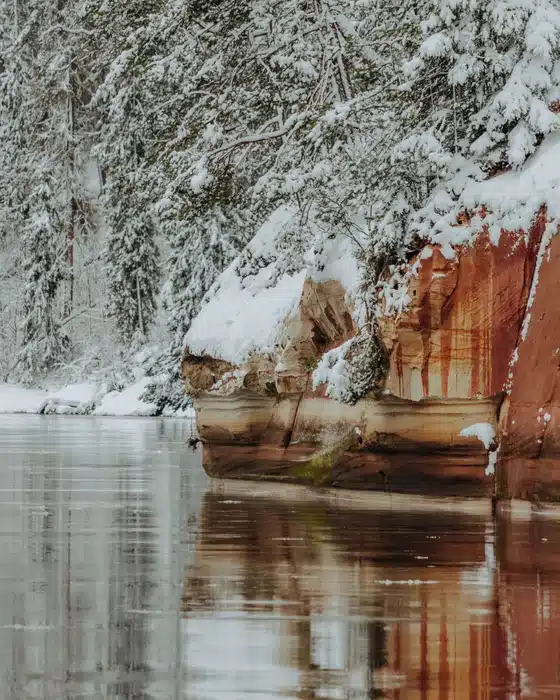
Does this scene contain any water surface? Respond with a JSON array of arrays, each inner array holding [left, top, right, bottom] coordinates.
[[0, 415, 559, 699]]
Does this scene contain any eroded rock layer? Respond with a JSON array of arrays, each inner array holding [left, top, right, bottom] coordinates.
[[380, 227, 541, 401], [196, 392, 497, 496], [183, 211, 560, 499]]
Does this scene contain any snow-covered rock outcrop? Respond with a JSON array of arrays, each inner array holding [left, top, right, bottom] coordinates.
[[183, 135, 560, 500], [184, 208, 500, 497]]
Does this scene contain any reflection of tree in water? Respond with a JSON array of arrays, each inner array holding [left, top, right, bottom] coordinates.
[[107, 466, 157, 700], [7, 456, 93, 697], [367, 620, 388, 698], [0, 419, 194, 700], [25, 457, 87, 692], [184, 492, 393, 699]]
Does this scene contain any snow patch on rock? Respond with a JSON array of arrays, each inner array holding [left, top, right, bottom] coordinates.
[[460, 423, 496, 450], [185, 207, 361, 365], [186, 264, 307, 366], [521, 220, 556, 341], [486, 449, 499, 477], [460, 423, 498, 476]]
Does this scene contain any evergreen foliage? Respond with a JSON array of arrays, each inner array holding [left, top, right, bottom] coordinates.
[[89, 0, 163, 343], [0, 0, 559, 399], [394, 0, 560, 240]]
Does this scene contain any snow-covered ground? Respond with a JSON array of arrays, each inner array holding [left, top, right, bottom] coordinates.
[[93, 377, 157, 416], [0, 385, 51, 414], [0, 380, 195, 418]]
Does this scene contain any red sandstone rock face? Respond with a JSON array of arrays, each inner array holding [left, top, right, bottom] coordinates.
[[182, 354, 234, 396], [186, 260, 506, 495], [380, 227, 542, 401], [498, 229, 560, 501], [184, 214, 557, 499]]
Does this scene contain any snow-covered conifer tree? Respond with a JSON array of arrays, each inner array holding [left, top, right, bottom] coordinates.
[[157, 0, 409, 343], [396, 0, 560, 238], [1, 1, 81, 377], [90, 0, 162, 344], [18, 174, 70, 376]]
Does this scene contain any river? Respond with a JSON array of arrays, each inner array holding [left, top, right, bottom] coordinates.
[[0, 415, 558, 699]]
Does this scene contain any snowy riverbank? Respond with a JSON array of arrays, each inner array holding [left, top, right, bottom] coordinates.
[[0, 380, 195, 418]]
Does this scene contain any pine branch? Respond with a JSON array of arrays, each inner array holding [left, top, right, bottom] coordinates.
[[209, 125, 299, 157]]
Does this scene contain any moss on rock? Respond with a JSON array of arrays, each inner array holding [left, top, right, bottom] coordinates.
[[292, 426, 363, 486]]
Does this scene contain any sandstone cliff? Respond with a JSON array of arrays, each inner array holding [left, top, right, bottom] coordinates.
[[498, 225, 560, 502], [182, 186, 560, 500]]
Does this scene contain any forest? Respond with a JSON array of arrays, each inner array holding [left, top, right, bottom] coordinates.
[[1, 0, 559, 409]]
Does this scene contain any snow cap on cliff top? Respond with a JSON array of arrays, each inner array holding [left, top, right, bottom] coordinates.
[[431, 133, 560, 252], [464, 133, 560, 223], [185, 207, 360, 365]]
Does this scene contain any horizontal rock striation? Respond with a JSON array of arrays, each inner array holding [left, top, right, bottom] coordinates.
[[184, 210, 560, 500]]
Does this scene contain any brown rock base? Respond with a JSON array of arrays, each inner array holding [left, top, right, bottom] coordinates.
[[195, 392, 498, 498]]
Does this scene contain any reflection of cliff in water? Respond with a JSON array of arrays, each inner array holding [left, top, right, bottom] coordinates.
[[183, 487, 560, 699]]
